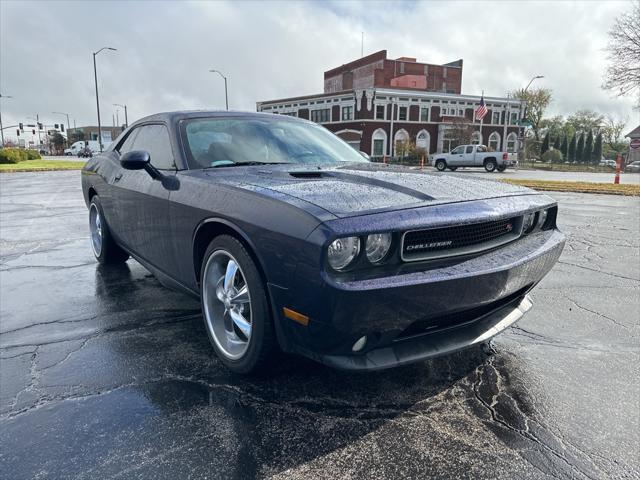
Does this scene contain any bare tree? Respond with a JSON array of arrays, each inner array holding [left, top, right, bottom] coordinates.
[[602, 115, 627, 148], [448, 118, 476, 146], [602, 1, 640, 104]]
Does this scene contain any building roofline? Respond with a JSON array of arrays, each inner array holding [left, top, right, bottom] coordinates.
[[257, 90, 355, 106], [624, 125, 640, 138], [258, 88, 522, 107]]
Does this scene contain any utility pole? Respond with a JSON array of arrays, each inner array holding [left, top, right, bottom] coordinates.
[[209, 69, 228, 110], [519, 75, 544, 164], [361, 32, 364, 58], [52, 112, 71, 147], [503, 93, 510, 152], [36, 115, 42, 146], [0, 94, 12, 147], [114, 103, 128, 128], [93, 47, 117, 152]]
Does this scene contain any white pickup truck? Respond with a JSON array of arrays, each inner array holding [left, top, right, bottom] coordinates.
[[432, 144, 517, 172]]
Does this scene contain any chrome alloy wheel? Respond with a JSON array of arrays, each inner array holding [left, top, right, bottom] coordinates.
[[89, 204, 103, 257], [202, 250, 252, 360]]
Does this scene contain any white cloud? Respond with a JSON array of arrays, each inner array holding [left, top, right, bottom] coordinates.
[[0, 0, 636, 139]]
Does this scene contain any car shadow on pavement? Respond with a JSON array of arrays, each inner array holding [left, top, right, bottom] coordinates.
[[1, 262, 505, 479], [95, 263, 496, 477]]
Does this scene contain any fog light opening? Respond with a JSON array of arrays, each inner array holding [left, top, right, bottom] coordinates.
[[352, 335, 367, 352]]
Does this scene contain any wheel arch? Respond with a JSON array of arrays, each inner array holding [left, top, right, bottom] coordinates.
[[483, 157, 497, 165], [192, 218, 269, 290]]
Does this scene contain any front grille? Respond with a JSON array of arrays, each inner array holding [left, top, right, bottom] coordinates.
[[401, 217, 521, 261]]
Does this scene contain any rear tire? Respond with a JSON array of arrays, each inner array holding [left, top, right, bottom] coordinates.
[[484, 159, 497, 172], [200, 235, 277, 374], [435, 159, 447, 171], [497, 165, 507, 172], [89, 196, 129, 264]]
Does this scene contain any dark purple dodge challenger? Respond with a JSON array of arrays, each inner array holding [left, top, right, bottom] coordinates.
[[81, 111, 565, 373]]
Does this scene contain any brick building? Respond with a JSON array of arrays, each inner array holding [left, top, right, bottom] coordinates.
[[257, 50, 523, 158]]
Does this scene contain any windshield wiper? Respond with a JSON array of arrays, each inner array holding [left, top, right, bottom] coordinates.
[[207, 161, 289, 169]]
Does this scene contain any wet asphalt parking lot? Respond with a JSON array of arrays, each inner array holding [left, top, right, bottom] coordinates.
[[0, 170, 638, 479]]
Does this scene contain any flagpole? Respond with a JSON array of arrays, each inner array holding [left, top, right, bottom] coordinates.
[[479, 90, 484, 144]]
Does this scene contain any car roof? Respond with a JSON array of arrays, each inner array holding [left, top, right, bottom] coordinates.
[[132, 110, 305, 126]]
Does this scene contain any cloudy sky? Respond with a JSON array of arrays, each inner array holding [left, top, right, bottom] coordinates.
[[0, 0, 637, 135]]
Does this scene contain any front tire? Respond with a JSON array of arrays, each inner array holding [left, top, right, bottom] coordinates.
[[435, 159, 447, 171], [484, 159, 497, 172], [200, 235, 276, 374], [89, 196, 129, 264]]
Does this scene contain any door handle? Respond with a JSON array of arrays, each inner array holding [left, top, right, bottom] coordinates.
[[114, 173, 122, 182]]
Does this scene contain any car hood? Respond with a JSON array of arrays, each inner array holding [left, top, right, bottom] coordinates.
[[202, 162, 536, 219]]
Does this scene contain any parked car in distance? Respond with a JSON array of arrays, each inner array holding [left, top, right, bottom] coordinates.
[[432, 144, 517, 172], [599, 159, 617, 169], [78, 146, 93, 158], [625, 160, 640, 173], [81, 111, 565, 374]]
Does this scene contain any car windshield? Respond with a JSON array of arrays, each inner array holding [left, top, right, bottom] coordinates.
[[182, 117, 368, 169]]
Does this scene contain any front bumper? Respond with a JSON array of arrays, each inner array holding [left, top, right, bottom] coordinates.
[[270, 228, 564, 369], [317, 294, 532, 371]]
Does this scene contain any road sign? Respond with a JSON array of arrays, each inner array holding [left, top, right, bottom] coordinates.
[[630, 138, 640, 149]]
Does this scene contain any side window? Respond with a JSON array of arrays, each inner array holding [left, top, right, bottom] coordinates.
[[451, 146, 463, 154], [132, 124, 175, 170], [117, 129, 139, 154], [465, 146, 473, 154]]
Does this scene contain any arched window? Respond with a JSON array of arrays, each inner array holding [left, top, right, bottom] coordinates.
[[394, 129, 409, 157], [371, 128, 387, 158], [416, 130, 430, 153], [471, 131, 482, 145], [488, 132, 501, 151], [506, 132, 518, 153]]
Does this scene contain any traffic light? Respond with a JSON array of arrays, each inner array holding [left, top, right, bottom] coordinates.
[[60, 124, 65, 132], [16, 129, 20, 136], [38, 123, 43, 130], [19, 123, 23, 130], [32, 129, 36, 135], [54, 124, 59, 129]]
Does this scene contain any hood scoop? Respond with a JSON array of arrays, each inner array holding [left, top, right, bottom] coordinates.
[[289, 171, 326, 179]]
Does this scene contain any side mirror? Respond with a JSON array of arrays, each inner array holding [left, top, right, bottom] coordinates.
[[120, 150, 150, 170], [359, 151, 370, 160]]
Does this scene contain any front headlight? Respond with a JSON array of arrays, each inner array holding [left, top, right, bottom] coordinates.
[[327, 236, 360, 270], [523, 212, 536, 233], [366, 233, 392, 264], [536, 209, 549, 229]]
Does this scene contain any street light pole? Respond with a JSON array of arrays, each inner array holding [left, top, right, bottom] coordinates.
[[209, 69, 228, 110], [0, 94, 12, 148], [519, 75, 544, 164], [113, 103, 128, 128], [93, 47, 117, 152]]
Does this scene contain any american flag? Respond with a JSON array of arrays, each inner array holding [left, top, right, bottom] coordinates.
[[475, 95, 488, 121]]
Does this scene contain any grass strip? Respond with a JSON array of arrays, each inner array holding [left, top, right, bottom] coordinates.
[[0, 160, 86, 172], [501, 179, 640, 196]]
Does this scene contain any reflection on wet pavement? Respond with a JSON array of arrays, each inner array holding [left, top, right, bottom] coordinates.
[[1, 172, 638, 479]]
